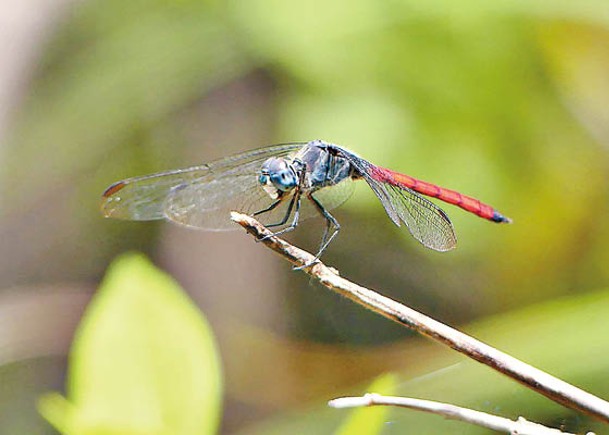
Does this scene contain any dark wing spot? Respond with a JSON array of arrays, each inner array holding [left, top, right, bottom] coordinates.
[[102, 181, 126, 198]]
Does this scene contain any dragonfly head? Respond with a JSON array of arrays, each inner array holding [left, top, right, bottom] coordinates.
[[259, 157, 299, 199]]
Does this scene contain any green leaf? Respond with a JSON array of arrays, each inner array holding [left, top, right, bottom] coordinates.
[[334, 373, 398, 435], [38, 393, 75, 433], [39, 253, 222, 435]]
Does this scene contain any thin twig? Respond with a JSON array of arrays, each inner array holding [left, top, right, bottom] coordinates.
[[231, 211, 609, 424], [329, 394, 595, 435]]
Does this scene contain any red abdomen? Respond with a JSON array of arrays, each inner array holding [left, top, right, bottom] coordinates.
[[371, 166, 510, 223]]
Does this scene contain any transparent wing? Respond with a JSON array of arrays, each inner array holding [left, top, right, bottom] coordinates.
[[383, 184, 457, 251], [101, 143, 305, 222], [325, 144, 456, 251], [165, 167, 355, 230], [310, 177, 355, 214], [101, 142, 355, 231]]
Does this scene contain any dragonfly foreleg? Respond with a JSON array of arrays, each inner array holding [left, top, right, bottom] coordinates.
[[254, 195, 295, 229], [259, 191, 302, 241], [253, 198, 283, 219]]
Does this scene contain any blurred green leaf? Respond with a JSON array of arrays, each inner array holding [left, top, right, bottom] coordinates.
[[334, 373, 397, 435], [38, 253, 222, 434], [39, 393, 75, 434]]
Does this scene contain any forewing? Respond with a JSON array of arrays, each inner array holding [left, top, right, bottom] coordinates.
[[164, 169, 288, 230], [165, 164, 356, 230], [101, 143, 304, 223]]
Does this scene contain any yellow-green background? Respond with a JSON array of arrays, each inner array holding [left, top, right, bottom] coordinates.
[[2, 1, 609, 433]]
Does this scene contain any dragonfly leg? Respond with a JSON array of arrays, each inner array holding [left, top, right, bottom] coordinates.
[[317, 203, 336, 253], [319, 219, 331, 252], [293, 192, 340, 270], [255, 197, 294, 229], [259, 191, 302, 241], [253, 198, 283, 219]]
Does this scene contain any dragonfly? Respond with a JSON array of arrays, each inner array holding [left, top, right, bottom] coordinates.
[[101, 140, 511, 262]]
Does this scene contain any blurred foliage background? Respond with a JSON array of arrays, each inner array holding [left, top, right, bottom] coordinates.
[[2, 0, 609, 433]]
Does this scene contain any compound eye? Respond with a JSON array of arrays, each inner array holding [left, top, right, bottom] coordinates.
[[260, 157, 298, 192], [270, 168, 297, 191]]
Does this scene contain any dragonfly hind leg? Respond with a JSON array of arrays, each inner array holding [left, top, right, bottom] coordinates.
[[294, 192, 340, 270]]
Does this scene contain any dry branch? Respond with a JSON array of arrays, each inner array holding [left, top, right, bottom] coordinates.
[[329, 394, 594, 435], [231, 211, 609, 424]]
